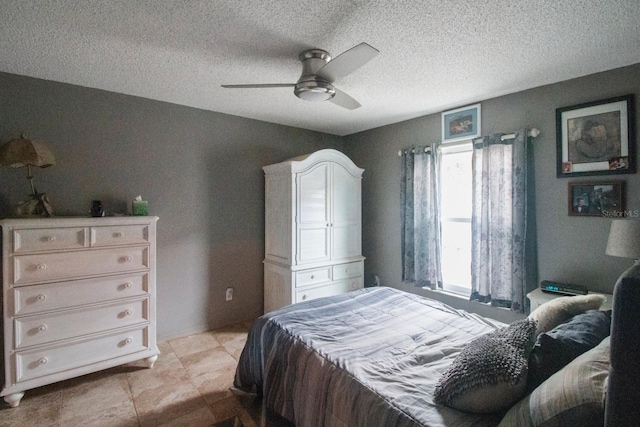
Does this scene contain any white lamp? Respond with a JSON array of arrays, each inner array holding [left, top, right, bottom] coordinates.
[[606, 219, 640, 286]]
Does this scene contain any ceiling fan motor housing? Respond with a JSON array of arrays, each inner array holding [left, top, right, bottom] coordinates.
[[295, 49, 335, 102]]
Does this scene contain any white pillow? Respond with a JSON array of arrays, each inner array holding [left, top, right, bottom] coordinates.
[[528, 294, 605, 337]]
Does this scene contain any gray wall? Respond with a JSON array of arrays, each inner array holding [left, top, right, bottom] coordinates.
[[343, 63, 640, 321], [0, 72, 341, 340]]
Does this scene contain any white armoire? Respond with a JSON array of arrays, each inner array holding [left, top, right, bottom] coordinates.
[[263, 149, 365, 312]]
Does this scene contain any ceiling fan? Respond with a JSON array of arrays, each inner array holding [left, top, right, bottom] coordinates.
[[221, 42, 379, 110]]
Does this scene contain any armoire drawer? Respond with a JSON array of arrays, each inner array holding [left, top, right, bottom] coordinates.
[[91, 225, 150, 247], [15, 298, 149, 348], [12, 246, 149, 285], [295, 267, 331, 287], [13, 273, 148, 316], [296, 281, 353, 303], [332, 261, 363, 280], [12, 227, 86, 253], [15, 327, 149, 383]]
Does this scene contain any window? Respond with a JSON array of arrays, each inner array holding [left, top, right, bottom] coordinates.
[[439, 142, 472, 296]]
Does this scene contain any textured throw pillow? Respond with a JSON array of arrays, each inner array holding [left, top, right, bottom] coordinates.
[[433, 318, 537, 413], [527, 310, 611, 392], [528, 293, 605, 337], [499, 336, 610, 427]]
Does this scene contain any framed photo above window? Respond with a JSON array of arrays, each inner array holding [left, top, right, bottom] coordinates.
[[568, 181, 625, 217], [557, 94, 635, 177], [442, 103, 481, 143]]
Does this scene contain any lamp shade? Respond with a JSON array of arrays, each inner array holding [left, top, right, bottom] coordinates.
[[606, 219, 640, 259], [0, 134, 55, 168]]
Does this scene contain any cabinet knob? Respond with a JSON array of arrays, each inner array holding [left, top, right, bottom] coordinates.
[[45, 236, 56, 242], [38, 357, 48, 365], [114, 232, 124, 238], [302, 294, 308, 301], [124, 337, 133, 345], [123, 255, 133, 262], [124, 309, 133, 316], [310, 275, 315, 279], [36, 264, 47, 271], [123, 282, 132, 289], [36, 294, 47, 302], [37, 324, 48, 332]]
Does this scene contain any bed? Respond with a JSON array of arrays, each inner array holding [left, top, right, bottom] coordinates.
[[234, 282, 639, 426]]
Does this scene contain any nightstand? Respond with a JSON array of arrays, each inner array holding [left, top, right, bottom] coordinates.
[[527, 287, 613, 312]]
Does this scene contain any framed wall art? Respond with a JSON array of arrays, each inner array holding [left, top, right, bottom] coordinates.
[[568, 181, 625, 217], [442, 103, 481, 142], [557, 94, 635, 177]]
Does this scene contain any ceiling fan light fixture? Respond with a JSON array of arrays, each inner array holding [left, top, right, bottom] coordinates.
[[295, 80, 336, 102]]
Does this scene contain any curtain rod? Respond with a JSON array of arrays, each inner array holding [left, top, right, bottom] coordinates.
[[501, 128, 540, 141], [397, 128, 540, 156]]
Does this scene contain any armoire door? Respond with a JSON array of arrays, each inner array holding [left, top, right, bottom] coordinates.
[[331, 163, 362, 259], [296, 163, 331, 264]]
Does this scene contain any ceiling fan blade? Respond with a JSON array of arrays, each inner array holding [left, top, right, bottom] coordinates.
[[316, 42, 379, 82], [221, 83, 296, 88], [329, 88, 361, 110]]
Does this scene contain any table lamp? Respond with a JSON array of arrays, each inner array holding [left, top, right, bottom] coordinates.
[[0, 133, 55, 216], [606, 219, 640, 286]]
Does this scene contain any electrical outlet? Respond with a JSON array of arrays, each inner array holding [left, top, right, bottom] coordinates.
[[225, 287, 233, 301]]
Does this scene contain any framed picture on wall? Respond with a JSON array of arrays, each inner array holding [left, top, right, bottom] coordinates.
[[442, 104, 481, 142], [568, 181, 625, 217], [556, 94, 635, 177]]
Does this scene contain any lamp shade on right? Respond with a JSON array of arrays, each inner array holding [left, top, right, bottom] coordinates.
[[606, 219, 640, 260]]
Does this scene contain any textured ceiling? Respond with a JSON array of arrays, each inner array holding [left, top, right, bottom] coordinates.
[[1, 0, 639, 136]]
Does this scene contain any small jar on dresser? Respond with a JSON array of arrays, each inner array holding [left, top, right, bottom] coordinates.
[[0, 216, 160, 407]]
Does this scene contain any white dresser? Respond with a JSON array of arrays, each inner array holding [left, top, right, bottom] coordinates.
[[263, 149, 365, 312], [0, 216, 159, 407]]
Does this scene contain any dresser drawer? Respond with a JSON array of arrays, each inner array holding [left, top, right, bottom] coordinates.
[[296, 281, 353, 303], [295, 267, 331, 287], [332, 261, 363, 280], [15, 298, 149, 348], [12, 227, 86, 253], [13, 273, 148, 316], [13, 246, 149, 285], [91, 225, 150, 247], [15, 327, 149, 383]]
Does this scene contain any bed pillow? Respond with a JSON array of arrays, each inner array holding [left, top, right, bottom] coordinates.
[[528, 293, 605, 337], [527, 309, 611, 392], [499, 336, 610, 427], [433, 318, 537, 413]]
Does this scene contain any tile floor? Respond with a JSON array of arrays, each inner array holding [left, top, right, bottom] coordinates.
[[0, 321, 292, 427]]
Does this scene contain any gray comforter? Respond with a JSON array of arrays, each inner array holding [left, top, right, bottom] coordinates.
[[234, 286, 506, 426]]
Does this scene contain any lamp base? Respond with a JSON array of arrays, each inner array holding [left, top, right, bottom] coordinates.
[[13, 193, 54, 217], [614, 259, 640, 288]]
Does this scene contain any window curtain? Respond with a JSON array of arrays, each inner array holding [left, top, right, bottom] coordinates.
[[400, 145, 442, 289], [470, 129, 529, 312]]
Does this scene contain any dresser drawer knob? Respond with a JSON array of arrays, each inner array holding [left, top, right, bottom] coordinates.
[[114, 232, 124, 238], [37, 324, 48, 332], [124, 309, 133, 316], [124, 337, 133, 345], [302, 294, 308, 301], [123, 255, 133, 262], [38, 357, 48, 365], [310, 275, 315, 279], [36, 264, 47, 271], [36, 294, 47, 302], [45, 236, 56, 242], [123, 282, 132, 289]]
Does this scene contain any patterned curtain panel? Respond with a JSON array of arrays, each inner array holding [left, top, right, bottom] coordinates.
[[471, 130, 529, 312], [400, 146, 442, 289]]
